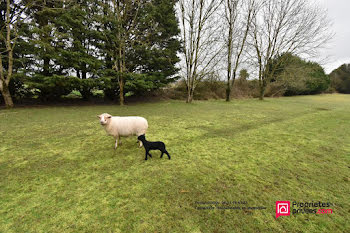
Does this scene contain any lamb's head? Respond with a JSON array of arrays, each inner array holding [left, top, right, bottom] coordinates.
[[97, 113, 112, 125], [137, 134, 146, 141]]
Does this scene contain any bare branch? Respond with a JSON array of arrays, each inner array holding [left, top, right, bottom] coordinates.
[[177, 0, 223, 103], [248, 0, 333, 100]]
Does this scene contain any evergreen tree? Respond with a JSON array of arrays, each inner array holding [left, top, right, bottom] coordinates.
[[99, 0, 180, 105], [55, 0, 103, 99], [2, 0, 181, 105], [27, 0, 64, 76]]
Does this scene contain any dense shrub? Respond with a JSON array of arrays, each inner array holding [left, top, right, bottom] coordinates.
[[95, 73, 170, 101], [26, 75, 79, 101], [77, 79, 97, 100], [11, 74, 33, 99], [96, 77, 120, 101], [194, 78, 226, 100], [232, 78, 258, 98], [160, 76, 264, 101], [125, 73, 157, 96], [0, 74, 33, 102], [267, 53, 330, 96], [330, 64, 350, 94], [305, 66, 330, 94], [160, 81, 187, 100], [162, 79, 226, 100]]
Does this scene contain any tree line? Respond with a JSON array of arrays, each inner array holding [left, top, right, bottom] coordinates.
[[1, 0, 181, 107], [0, 0, 333, 108]]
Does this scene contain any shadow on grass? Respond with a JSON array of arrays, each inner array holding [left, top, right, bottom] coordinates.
[[180, 107, 331, 145]]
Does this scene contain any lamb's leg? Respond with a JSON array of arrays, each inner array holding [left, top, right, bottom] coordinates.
[[165, 150, 171, 160], [145, 151, 148, 160], [139, 140, 143, 148], [160, 152, 164, 158], [148, 153, 153, 158], [118, 136, 122, 145]]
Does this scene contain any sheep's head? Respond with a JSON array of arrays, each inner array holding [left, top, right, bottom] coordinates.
[[97, 113, 112, 125]]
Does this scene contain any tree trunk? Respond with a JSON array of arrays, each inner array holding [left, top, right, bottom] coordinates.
[[226, 20, 233, 102], [226, 85, 231, 102], [186, 86, 193, 103], [106, 54, 113, 70], [43, 57, 50, 76], [259, 88, 264, 100], [119, 77, 124, 106], [1, 83, 14, 108], [259, 80, 266, 100], [81, 68, 90, 100], [76, 69, 80, 79], [82, 70, 87, 79], [226, 67, 232, 101], [186, 88, 191, 103], [39, 8, 50, 77], [186, 93, 193, 103], [227, 71, 238, 102]]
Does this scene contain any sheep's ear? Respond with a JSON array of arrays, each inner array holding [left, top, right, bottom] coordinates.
[[97, 115, 100, 118], [107, 115, 112, 118]]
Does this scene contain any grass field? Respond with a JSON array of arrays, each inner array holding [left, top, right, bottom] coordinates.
[[1, 94, 349, 232]]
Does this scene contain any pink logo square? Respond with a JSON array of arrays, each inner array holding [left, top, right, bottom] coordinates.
[[276, 201, 290, 218]]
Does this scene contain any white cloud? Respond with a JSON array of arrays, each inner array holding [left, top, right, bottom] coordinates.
[[315, 0, 350, 73], [323, 58, 350, 74]]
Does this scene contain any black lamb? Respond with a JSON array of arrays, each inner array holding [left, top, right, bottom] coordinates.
[[137, 134, 171, 160]]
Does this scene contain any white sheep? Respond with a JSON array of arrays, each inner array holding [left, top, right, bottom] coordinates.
[[97, 113, 148, 149]]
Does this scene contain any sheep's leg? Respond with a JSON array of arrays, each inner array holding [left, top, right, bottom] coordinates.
[[148, 153, 153, 158], [115, 137, 118, 149], [160, 152, 164, 158], [139, 140, 143, 148], [118, 136, 122, 145], [145, 151, 148, 160]]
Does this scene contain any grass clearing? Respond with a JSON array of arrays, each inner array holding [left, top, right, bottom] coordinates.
[[1, 94, 349, 232]]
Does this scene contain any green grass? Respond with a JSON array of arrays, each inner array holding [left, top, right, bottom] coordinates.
[[1, 94, 349, 232]]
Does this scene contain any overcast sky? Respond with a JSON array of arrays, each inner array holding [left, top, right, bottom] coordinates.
[[317, 0, 350, 73]]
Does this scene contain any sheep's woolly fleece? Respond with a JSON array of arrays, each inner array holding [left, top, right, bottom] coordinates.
[[98, 113, 148, 145]]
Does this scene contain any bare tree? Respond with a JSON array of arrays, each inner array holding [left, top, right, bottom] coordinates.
[[0, 0, 30, 108], [223, 0, 256, 101], [178, 0, 223, 103], [250, 0, 332, 100]]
